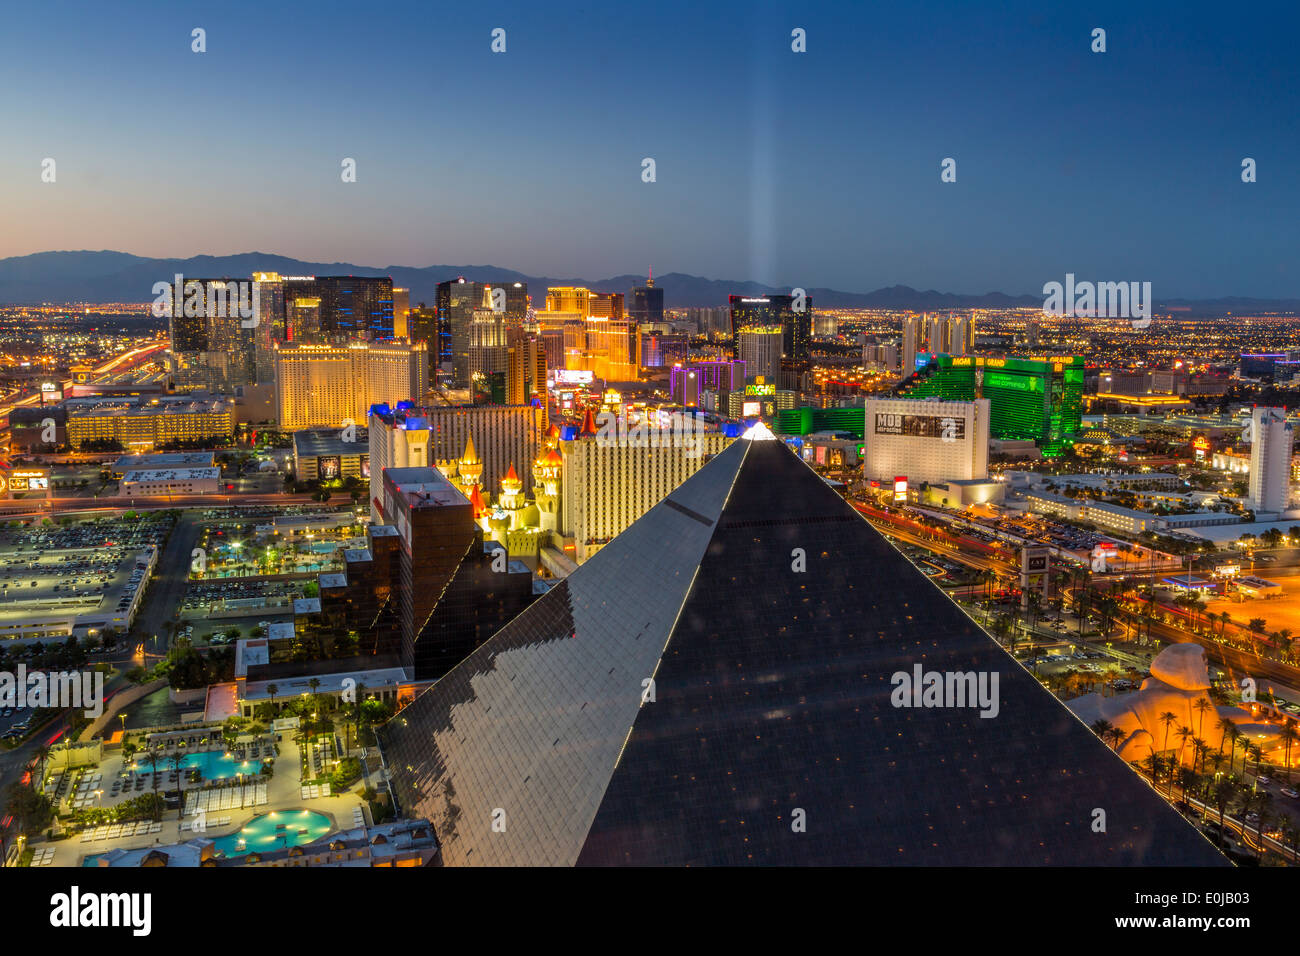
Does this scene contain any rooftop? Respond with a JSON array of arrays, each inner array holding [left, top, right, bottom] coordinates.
[[292, 428, 370, 457], [122, 468, 220, 481], [385, 467, 468, 509]]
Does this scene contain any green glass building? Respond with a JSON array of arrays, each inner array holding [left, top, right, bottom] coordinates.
[[774, 406, 866, 438], [899, 354, 1084, 456]]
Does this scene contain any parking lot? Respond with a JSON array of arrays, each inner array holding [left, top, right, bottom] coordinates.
[[181, 578, 303, 618], [0, 513, 175, 642]]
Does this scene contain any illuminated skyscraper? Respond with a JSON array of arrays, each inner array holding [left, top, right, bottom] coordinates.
[[559, 426, 734, 562], [468, 307, 508, 389], [486, 281, 529, 330], [900, 354, 1084, 456], [288, 296, 322, 341], [588, 292, 624, 319], [901, 314, 923, 377], [273, 340, 428, 430], [393, 287, 411, 337], [629, 269, 664, 325], [314, 276, 395, 339], [167, 277, 257, 391], [438, 278, 490, 387], [728, 293, 812, 366], [278, 275, 394, 340], [506, 331, 548, 407], [1249, 406, 1294, 515], [251, 272, 285, 383], [546, 286, 592, 316], [737, 328, 783, 383]]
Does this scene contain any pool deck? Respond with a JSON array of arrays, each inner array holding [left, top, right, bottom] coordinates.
[[42, 735, 368, 867]]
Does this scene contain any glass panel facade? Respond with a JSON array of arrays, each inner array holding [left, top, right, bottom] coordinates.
[[381, 440, 1223, 866]]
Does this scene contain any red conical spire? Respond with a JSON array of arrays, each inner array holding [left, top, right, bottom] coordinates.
[[580, 407, 599, 437], [468, 484, 487, 517], [504, 463, 520, 483]]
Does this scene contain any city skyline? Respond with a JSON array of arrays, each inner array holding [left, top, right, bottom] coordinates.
[[1, 0, 1297, 298], [6, 249, 1300, 309], [4, 0, 1299, 900]]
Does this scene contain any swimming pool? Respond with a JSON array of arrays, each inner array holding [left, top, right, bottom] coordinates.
[[83, 809, 333, 864], [211, 809, 332, 857], [129, 750, 264, 781]]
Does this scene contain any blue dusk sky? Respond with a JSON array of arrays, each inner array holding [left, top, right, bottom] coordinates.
[[1, 0, 1297, 296]]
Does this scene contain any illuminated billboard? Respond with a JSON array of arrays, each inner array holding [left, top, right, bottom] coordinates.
[[6, 470, 49, 492], [319, 456, 341, 480], [873, 412, 965, 441], [742, 400, 762, 417], [893, 477, 908, 502], [553, 369, 594, 385]]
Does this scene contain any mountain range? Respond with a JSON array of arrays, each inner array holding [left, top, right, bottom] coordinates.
[[1, 251, 1296, 315]]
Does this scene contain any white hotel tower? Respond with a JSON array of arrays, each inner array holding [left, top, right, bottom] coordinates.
[[1248, 406, 1294, 517]]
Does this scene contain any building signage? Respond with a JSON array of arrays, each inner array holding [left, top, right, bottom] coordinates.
[[873, 413, 965, 441]]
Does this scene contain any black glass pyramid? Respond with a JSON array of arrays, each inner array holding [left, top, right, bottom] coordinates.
[[379, 437, 1224, 866]]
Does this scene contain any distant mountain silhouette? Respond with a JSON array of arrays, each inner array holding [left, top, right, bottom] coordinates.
[[0, 251, 1294, 314]]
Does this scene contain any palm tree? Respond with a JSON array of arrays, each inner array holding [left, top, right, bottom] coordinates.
[[266, 683, 279, 717], [1191, 738, 1207, 774], [1224, 725, 1243, 776], [1139, 754, 1162, 784], [1279, 817, 1299, 864], [1105, 726, 1125, 751], [1193, 697, 1213, 743], [1207, 752, 1225, 780], [1278, 628, 1294, 663], [1247, 742, 1264, 778], [308, 677, 322, 718], [1216, 717, 1235, 759], [1212, 779, 1235, 831], [1253, 792, 1274, 861], [143, 748, 161, 800], [1159, 711, 1178, 759], [1230, 786, 1254, 850], [1175, 725, 1194, 773], [348, 680, 367, 754], [31, 745, 51, 787], [1090, 718, 1115, 746], [1178, 767, 1202, 805], [1279, 721, 1299, 782], [168, 751, 187, 820]]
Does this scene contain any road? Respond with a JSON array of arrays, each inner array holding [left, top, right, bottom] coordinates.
[[0, 342, 168, 427], [0, 492, 318, 517], [132, 513, 205, 648], [1117, 605, 1300, 691]]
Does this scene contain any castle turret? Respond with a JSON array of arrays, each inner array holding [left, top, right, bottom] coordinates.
[[456, 434, 483, 497]]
